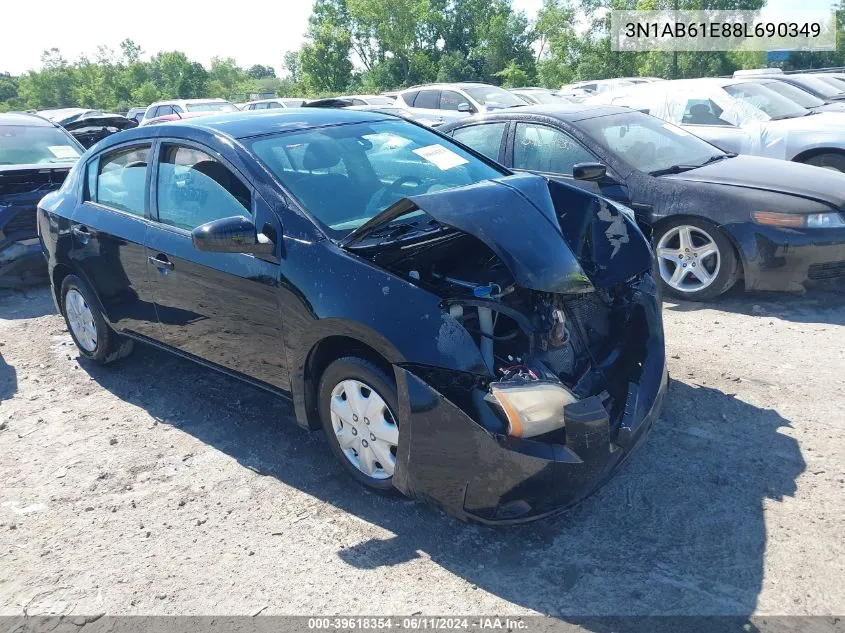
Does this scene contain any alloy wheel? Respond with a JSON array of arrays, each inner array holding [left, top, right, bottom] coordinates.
[[329, 379, 398, 479], [656, 225, 721, 293], [65, 289, 98, 352]]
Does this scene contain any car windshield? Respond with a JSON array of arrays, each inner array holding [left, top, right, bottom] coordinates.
[[464, 86, 526, 108], [185, 102, 238, 113], [791, 76, 844, 98], [723, 83, 808, 119], [577, 111, 724, 174], [249, 119, 504, 237], [816, 75, 845, 92], [759, 80, 825, 108], [0, 125, 82, 165]]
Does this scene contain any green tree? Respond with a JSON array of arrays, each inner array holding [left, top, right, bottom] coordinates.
[[299, 0, 354, 93], [149, 51, 208, 99], [247, 64, 276, 79]]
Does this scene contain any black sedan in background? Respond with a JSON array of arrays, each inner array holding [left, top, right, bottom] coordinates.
[[440, 105, 845, 300], [38, 109, 666, 523], [1, 112, 83, 287]]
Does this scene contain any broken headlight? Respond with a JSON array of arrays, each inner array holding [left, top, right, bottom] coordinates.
[[489, 381, 578, 438]]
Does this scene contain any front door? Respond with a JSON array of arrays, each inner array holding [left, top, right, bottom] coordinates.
[[144, 141, 287, 389], [507, 122, 630, 202]]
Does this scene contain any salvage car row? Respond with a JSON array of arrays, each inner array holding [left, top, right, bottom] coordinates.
[[0, 71, 842, 524]]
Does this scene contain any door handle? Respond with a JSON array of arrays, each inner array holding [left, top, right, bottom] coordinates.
[[71, 226, 90, 245], [148, 255, 175, 270]]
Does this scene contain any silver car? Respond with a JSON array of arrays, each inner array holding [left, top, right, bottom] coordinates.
[[589, 77, 845, 171], [394, 83, 526, 118]]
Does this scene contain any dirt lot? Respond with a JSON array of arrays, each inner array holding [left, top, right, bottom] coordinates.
[[1, 284, 843, 619]]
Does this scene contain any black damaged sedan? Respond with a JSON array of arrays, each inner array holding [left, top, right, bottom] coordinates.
[[38, 109, 666, 523], [441, 105, 845, 300]]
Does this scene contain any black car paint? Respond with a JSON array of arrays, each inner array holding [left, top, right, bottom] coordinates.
[[440, 106, 845, 292], [39, 110, 666, 523]]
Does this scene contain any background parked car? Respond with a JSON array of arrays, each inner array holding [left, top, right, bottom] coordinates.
[[743, 72, 845, 103], [589, 77, 845, 171], [140, 98, 238, 125], [242, 98, 309, 110], [39, 109, 137, 148], [441, 104, 845, 299], [742, 78, 845, 114], [125, 107, 146, 124], [559, 78, 635, 101], [394, 82, 526, 117], [1, 112, 83, 287], [344, 104, 464, 127]]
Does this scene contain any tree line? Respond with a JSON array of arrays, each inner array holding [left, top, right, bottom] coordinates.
[[1, 0, 844, 113]]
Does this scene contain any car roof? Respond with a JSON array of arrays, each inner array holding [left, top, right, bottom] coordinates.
[[0, 112, 56, 127], [111, 108, 394, 143], [148, 98, 229, 106], [401, 83, 498, 92]]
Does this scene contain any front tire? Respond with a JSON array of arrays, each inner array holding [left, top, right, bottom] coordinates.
[[318, 356, 400, 492], [802, 152, 845, 172], [60, 275, 134, 364], [654, 218, 739, 301]]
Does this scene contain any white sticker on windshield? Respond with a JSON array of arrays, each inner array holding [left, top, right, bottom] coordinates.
[[47, 145, 80, 159], [412, 144, 469, 170], [661, 123, 691, 137]]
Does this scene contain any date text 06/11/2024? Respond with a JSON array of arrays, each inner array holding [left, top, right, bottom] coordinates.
[[306, 617, 529, 630], [623, 21, 822, 39]]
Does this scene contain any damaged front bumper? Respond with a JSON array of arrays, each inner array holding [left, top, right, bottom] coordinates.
[[392, 278, 668, 525]]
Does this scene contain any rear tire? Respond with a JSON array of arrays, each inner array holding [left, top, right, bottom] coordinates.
[[60, 275, 134, 364], [318, 356, 400, 493], [802, 152, 845, 172], [653, 218, 739, 301]]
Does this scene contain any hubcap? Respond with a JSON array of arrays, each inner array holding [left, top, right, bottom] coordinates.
[[329, 379, 398, 480], [656, 225, 721, 293], [65, 289, 98, 352]]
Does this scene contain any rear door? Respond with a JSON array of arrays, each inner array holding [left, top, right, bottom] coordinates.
[[69, 143, 160, 336], [144, 139, 287, 388]]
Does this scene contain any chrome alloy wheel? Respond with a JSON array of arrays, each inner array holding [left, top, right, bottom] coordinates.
[[65, 289, 98, 352], [656, 225, 721, 293], [329, 379, 398, 479]]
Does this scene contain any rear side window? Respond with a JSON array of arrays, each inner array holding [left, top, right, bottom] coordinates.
[[156, 144, 251, 231], [267, 102, 282, 108], [87, 145, 150, 216], [451, 123, 507, 161], [414, 90, 440, 109], [402, 91, 420, 106]]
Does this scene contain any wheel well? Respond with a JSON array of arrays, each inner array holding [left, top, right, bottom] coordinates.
[[302, 336, 395, 430], [791, 148, 845, 164], [51, 263, 74, 314], [652, 214, 745, 280]]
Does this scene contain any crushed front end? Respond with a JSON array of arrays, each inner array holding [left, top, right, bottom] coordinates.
[[346, 174, 667, 523]]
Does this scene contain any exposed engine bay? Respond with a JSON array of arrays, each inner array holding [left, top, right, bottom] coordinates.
[[350, 224, 652, 441]]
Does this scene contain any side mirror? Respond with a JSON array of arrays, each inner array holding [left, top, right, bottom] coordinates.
[[457, 102, 473, 113], [191, 215, 275, 255], [572, 162, 608, 182]]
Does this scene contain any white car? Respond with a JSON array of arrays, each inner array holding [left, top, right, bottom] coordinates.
[[588, 77, 845, 171], [140, 98, 238, 125], [559, 78, 639, 102], [394, 83, 525, 117], [242, 98, 308, 110]]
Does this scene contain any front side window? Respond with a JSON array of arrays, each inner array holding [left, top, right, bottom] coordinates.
[[578, 110, 724, 174], [440, 90, 464, 111], [89, 145, 150, 216], [681, 99, 731, 126], [414, 90, 440, 109], [451, 123, 507, 161], [249, 119, 504, 237], [513, 123, 596, 175], [267, 102, 283, 109], [156, 145, 251, 231], [0, 125, 81, 166]]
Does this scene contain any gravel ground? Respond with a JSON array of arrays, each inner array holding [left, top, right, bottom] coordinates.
[[1, 284, 843, 619]]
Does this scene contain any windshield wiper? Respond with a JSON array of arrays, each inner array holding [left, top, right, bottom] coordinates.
[[650, 153, 734, 176]]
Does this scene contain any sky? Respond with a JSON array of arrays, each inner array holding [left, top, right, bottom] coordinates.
[[0, 0, 835, 76]]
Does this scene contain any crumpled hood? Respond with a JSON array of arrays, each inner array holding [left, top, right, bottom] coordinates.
[[664, 155, 845, 208], [345, 173, 653, 293]]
